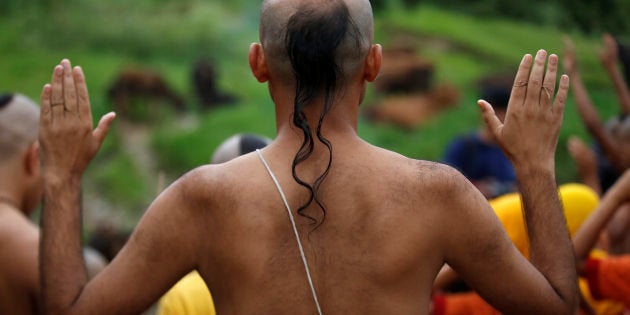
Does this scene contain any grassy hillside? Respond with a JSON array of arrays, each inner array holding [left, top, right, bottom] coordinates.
[[0, 2, 618, 224]]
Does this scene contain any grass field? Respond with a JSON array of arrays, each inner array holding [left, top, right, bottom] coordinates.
[[0, 2, 620, 225]]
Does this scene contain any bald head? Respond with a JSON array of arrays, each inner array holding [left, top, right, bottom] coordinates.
[[260, 0, 374, 85], [0, 94, 39, 161]]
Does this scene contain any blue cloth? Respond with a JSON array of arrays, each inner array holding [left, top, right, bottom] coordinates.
[[442, 133, 516, 197]]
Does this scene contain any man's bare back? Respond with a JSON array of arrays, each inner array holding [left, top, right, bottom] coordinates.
[[190, 142, 459, 313], [38, 0, 578, 314], [0, 204, 39, 315]]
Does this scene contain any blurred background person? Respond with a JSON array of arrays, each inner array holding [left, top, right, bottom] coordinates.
[[564, 34, 630, 257], [564, 34, 630, 195], [0, 93, 42, 315], [0, 93, 107, 315]]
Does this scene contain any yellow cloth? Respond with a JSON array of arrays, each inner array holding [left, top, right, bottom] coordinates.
[[490, 185, 624, 314], [490, 183, 599, 259], [158, 271, 216, 315]]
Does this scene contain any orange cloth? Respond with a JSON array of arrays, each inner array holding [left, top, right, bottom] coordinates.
[[433, 293, 498, 315], [585, 256, 630, 307], [436, 278, 625, 315]]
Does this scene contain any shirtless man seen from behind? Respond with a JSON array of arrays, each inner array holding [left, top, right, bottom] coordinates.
[[39, 0, 577, 314], [0, 94, 42, 315]]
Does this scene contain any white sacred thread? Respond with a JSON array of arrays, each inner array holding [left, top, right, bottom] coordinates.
[[256, 149, 323, 315]]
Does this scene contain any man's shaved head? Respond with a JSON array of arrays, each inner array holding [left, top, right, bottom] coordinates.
[[0, 94, 39, 161], [260, 0, 374, 85]]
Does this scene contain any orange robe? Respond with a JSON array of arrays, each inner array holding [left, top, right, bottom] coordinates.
[[585, 256, 630, 307], [432, 293, 498, 315]]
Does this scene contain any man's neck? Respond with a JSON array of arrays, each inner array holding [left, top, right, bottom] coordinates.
[[272, 86, 363, 143]]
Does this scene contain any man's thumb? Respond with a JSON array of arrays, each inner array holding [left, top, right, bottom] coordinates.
[[93, 112, 116, 146], [477, 100, 502, 136]]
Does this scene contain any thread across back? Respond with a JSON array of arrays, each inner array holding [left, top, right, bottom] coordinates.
[[255, 149, 323, 315]]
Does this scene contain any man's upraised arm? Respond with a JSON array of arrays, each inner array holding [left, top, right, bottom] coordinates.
[[39, 60, 203, 314], [442, 51, 577, 314], [563, 37, 624, 172], [599, 33, 630, 115], [573, 170, 630, 261], [39, 60, 114, 313]]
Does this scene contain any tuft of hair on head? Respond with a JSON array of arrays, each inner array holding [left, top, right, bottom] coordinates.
[[0, 94, 40, 162], [260, 0, 373, 227], [260, 0, 373, 87]]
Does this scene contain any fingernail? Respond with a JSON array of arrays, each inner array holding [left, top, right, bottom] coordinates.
[[537, 49, 547, 59], [55, 66, 63, 76], [549, 55, 558, 65], [477, 100, 487, 109]]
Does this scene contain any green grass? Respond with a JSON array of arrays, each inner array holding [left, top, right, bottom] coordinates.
[[1, 2, 621, 220], [371, 5, 619, 184]]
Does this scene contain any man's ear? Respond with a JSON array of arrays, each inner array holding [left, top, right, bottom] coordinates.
[[249, 43, 270, 83], [24, 141, 39, 177], [364, 44, 382, 82]]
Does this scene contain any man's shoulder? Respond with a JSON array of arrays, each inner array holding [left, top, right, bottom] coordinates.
[[409, 159, 473, 192], [370, 146, 473, 195], [173, 153, 264, 203], [0, 208, 39, 245]]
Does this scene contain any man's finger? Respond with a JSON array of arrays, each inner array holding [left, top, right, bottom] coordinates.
[[508, 54, 533, 107], [540, 54, 558, 107], [40, 84, 52, 125], [526, 50, 547, 106], [50, 64, 65, 119], [74, 66, 92, 122], [93, 112, 116, 149], [478, 100, 503, 137], [62, 59, 78, 114], [552, 75, 570, 114]]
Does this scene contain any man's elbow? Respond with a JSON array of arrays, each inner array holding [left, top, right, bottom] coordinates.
[[551, 290, 579, 315]]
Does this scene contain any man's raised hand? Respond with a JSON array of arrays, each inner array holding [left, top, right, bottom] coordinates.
[[478, 50, 569, 175], [599, 33, 619, 69], [39, 59, 116, 181]]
